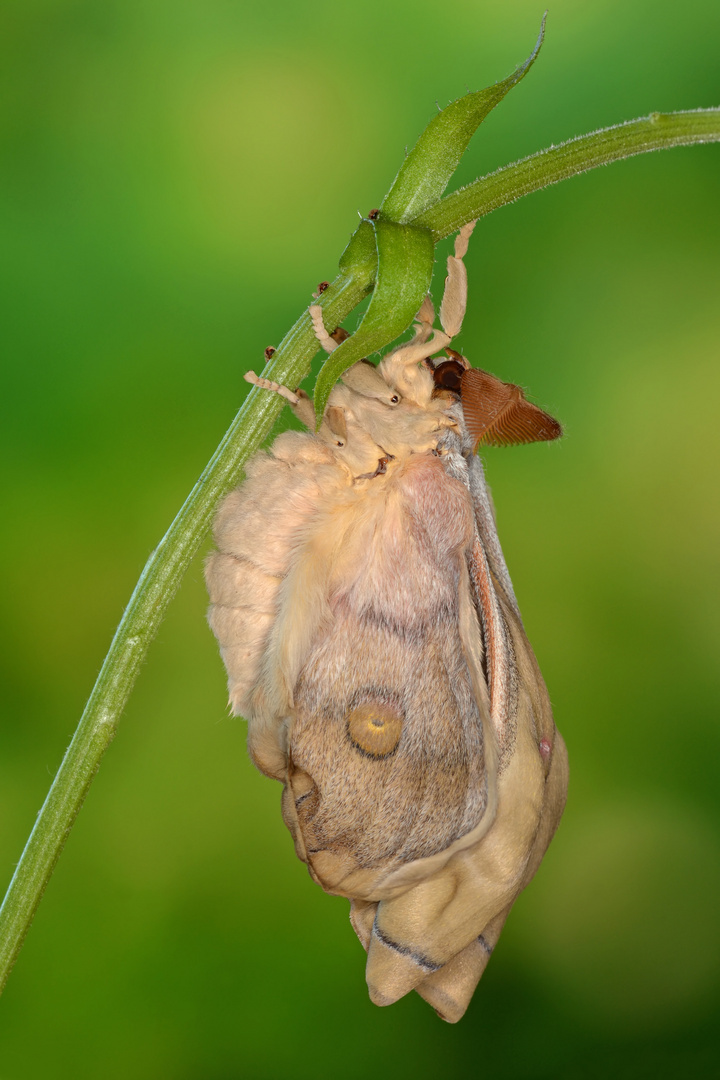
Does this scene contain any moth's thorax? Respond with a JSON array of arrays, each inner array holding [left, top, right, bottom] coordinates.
[[343, 449, 475, 538], [391, 451, 475, 553]]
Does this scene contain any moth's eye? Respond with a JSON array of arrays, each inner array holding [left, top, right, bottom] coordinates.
[[389, 394, 400, 405], [347, 702, 403, 758], [335, 440, 345, 448]]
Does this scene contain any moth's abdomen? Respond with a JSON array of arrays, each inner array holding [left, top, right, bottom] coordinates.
[[205, 544, 280, 708], [205, 432, 346, 723]]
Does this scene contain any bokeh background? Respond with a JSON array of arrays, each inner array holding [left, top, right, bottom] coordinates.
[[1, 1, 719, 1077]]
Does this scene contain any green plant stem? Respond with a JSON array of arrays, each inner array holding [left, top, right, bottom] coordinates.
[[0, 389, 280, 992], [0, 105, 718, 995], [0, 267, 372, 994], [415, 109, 720, 239]]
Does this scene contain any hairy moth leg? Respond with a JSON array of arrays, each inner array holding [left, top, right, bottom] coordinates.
[[243, 370, 301, 405], [439, 219, 477, 339], [244, 370, 317, 431], [246, 352, 392, 479], [378, 222, 476, 403], [413, 293, 436, 344], [309, 304, 339, 354]]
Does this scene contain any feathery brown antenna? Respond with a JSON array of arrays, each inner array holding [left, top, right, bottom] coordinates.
[[461, 367, 562, 448]]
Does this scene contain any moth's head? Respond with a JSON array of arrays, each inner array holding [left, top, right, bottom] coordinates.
[[379, 348, 465, 452], [430, 348, 469, 398]]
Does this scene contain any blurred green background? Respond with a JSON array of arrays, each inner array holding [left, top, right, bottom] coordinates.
[[1, 0, 719, 1077]]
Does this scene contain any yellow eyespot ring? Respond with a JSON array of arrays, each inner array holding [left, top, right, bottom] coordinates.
[[347, 702, 403, 758]]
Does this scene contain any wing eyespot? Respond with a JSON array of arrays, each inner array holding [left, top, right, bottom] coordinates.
[[347, 702, 403, 758]]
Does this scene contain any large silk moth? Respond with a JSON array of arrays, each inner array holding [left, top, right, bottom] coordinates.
[[205, 223, 568, 1023]]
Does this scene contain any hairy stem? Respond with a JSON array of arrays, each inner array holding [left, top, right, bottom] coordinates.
[[0, 266, 372, 993], [415, 109, 720, 239]]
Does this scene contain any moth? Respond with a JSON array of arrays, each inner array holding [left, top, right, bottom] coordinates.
[[205, 223, 568, 1023]]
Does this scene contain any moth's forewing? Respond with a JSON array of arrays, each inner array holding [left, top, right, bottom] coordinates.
[[279, 454, 495, 900], [359, 447, 567, 1022]]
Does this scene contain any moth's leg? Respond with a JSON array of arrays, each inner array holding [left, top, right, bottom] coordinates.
[[379, 295, 448, 384], [309, 304, 339, 354], [244, 371, 316, 428], [244, 370, 300, 405], [454, 218, 477, 261], [384, 227, 476, 380], [411, 293, 436, 344], [439, 219, 477, 339]]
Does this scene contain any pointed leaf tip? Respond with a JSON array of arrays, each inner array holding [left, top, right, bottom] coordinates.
[[380, 18, 547, 224]]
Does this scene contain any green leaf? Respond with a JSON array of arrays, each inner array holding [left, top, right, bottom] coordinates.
[[313, 218, 435, 418], [380, 13, 546, 223], [338, 218, 378, 275]]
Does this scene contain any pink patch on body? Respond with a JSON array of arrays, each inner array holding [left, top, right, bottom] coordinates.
[[397, 453, 474, 556], [539, 738, 552, 759]]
